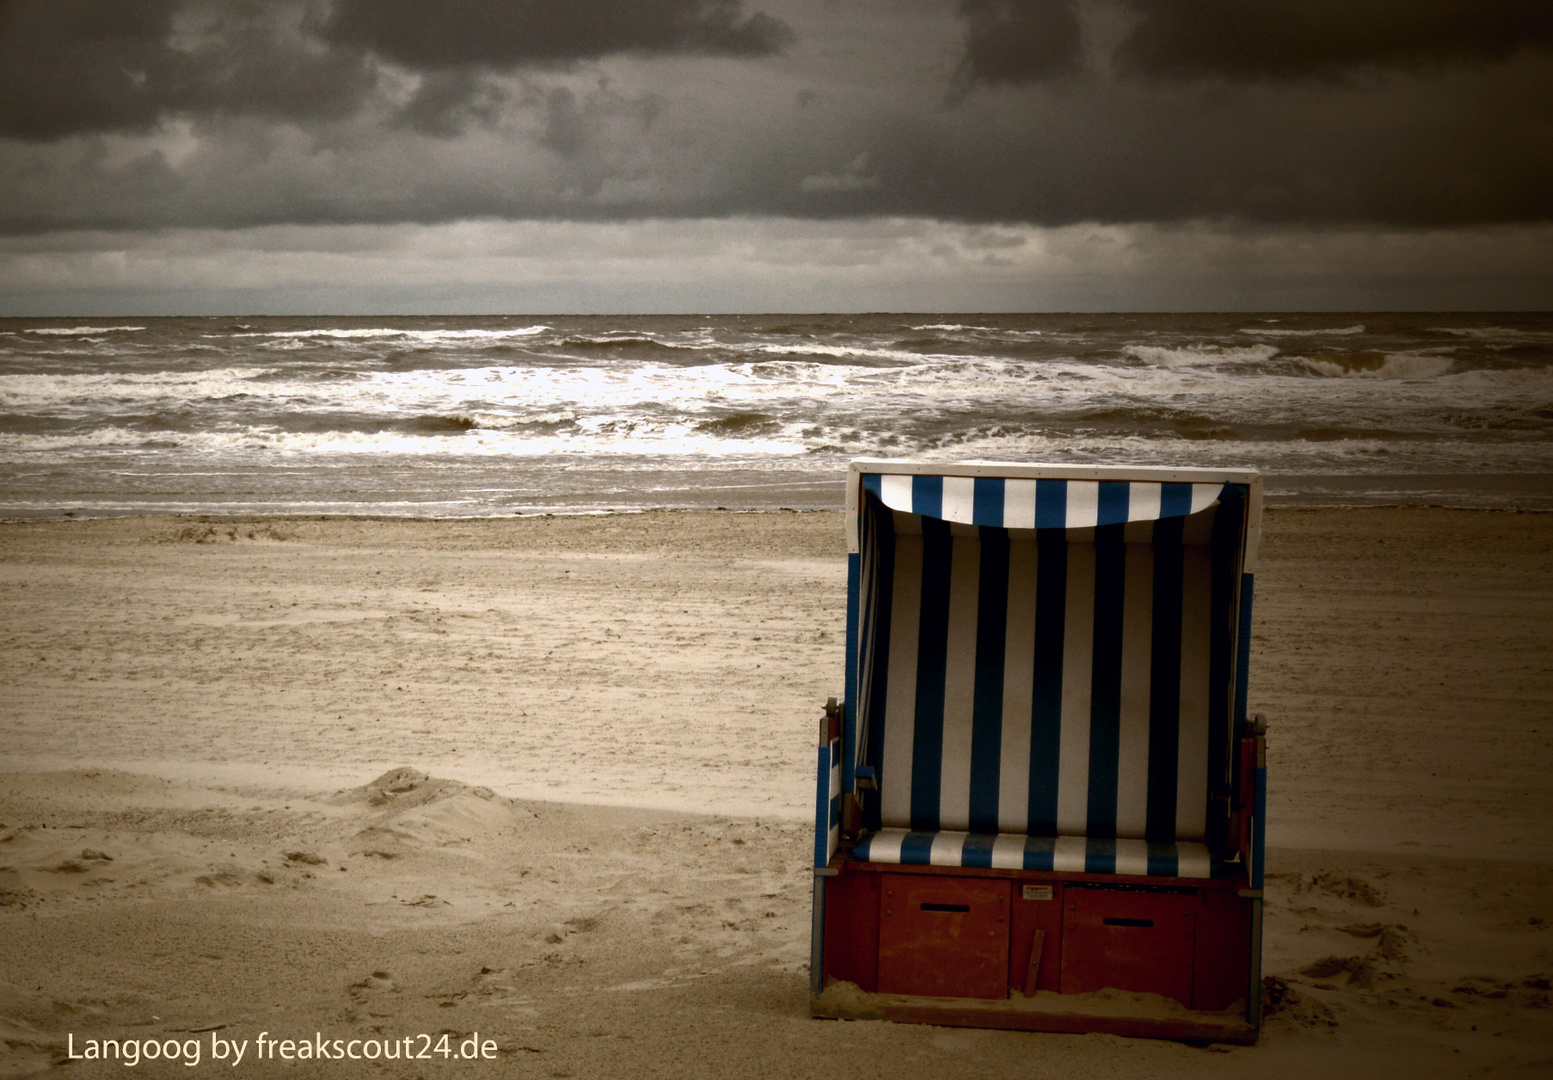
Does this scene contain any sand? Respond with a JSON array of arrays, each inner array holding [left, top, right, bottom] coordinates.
[[2, 507, 1551, 1077]]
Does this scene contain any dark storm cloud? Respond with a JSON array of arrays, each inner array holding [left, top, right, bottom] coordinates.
[[951, 1, 1083, 91], [949, 0, 1553, 86], [0, 0, 1550, 234], [325, 0, 794, 69], [0, 0, 373, 140], [0, 0, 791, 141], [1116, 0, 1553, 82]]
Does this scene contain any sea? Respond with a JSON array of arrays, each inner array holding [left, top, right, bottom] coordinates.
[[2, 312, 1550, 518]]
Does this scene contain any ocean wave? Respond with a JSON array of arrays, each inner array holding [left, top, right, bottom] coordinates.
[[231, 326, 552, 342], [1121, 343, 1279, 368], [1299, 353, 1454, 379], [0, 367, 281, 406], [910, 324, 999, 332], [0, 422, 811, 459], [23, 326, 146, 335], [1239, 325, 1365, 337]]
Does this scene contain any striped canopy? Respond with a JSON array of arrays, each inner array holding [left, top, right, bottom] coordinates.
[[861, 473, 1232, 530]]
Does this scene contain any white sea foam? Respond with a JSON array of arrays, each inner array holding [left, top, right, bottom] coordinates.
[[23, 326, 146, 335], [1121, 343, 1279, 367], [1300, 353, 1454, 380], [232, 326, 552, 341], [1239, 325, 1365, 337]]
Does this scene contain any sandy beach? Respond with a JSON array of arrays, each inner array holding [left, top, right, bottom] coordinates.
[[2, 507, 1551, 1077]]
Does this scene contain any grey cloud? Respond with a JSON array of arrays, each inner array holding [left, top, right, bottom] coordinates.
[[0, 0, 374, 140], [0, 0, 791, 142], [1, 0, 1550, 233], [950, 1, 1553, 87], [951, 1, 1083, 92], [1115, 0, 1553, 82], [324, 0, 794, 69]]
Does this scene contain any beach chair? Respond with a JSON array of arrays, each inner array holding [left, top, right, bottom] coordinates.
[[809, 460, 1266, 1041]]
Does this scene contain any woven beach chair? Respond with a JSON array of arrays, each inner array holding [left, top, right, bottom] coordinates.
[[809, 460, 1267, 1041]]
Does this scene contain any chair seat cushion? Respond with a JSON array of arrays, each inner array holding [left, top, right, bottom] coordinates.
[[850, 828, 1234, 879]]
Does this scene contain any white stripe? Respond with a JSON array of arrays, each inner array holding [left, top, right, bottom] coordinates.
[[1003, 479, 1037, 529], [990, 834, 1028, 870], [1115, 542, 1154, 839], [998, 538, 1038, 832], [860, 829, 906, 864], [1127, 482, 1162, 523], [1114, 838, 1150, 876], [892, 508, 923, 535], [941, 475, 976, 524], [1174, 842, 1212, 879], [930, 831, 970, 866], [1190, 483, 1223, 515], [1056, 542, 1095, 834], [879, 534, 922, 829], [1064, 481, 1099, 528], [938, 534, 980, 831], [880, 473, 914, 515], [1053, 835, 1088, 872], [1176, 545, 1213, 840]]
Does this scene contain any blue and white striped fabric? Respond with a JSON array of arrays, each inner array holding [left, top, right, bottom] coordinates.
[[861, 474, 1227, 530], [857, 490, 1245, 849], [815, 735, 842, 868], [852, 828, 1224, 879]]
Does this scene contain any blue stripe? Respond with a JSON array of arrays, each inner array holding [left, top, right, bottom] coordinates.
[[1159, 481, 1194, 519], [899, 832, 936, 865], [1022, 836, 1056, 871], [862, 472, 882, 499], [844, 552, 861, 793], [1084, 838, 1118, 874], [1146, 842, 1181, 877], [968, 526, 1008, 833], [961, 833, 996, 869], [972, 476, 1005, 526], [1097, 481, 1130, 527], [1235, 572, 1255, 737], [862, 502, 895, 834], [813, 744, 830, 867], [1208, 496, 1244, 792], [1027, 530, 1065, 835], [1146, 515, 1184, 843], [1086, 524, 1126, 838], [910, 518, 952, 831], [1034, 479, 1067, 529], [911, 474, 942, 520]]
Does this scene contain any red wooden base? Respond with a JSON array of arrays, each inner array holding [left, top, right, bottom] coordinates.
[[819, 859, 1254, 1038]]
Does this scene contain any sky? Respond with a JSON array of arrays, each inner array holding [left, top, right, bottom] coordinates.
[[1, 0, 1550, 314]]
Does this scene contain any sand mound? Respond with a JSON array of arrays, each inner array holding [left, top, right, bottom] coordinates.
[[331, 768, 535, 857]]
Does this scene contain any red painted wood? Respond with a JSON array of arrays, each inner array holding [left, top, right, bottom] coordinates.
[[1009, 880, 1063, 995], [1060, 887, 1196, 1006], [877, 875, 1011, 999], [1191, 887, 1251, 1011], [822, 866, 880, 992]]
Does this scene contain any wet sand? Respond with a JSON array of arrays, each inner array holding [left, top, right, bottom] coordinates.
[[2, 508, 1551, 1077]]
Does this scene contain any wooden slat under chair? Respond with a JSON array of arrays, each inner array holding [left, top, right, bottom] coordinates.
[[809, 460, 1267, 1042]]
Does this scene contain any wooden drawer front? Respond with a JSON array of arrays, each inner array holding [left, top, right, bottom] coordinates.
[[1060, 885, 1196, 1006], [877, 875, 1011, 999]]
